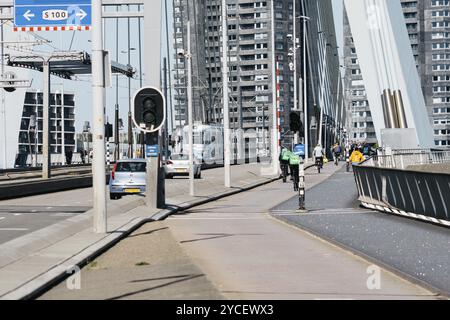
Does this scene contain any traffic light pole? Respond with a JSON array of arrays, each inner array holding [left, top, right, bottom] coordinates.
[[144, 0, 165, 209], [187, 21, 195, 196]]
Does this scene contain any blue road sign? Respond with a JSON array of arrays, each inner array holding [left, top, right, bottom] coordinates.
[[14, 0, 91, 28], [146, 145, 159, 158], [293, 144, 306, 158]]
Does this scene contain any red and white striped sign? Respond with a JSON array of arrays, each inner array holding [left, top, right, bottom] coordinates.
[[14, 26, 90, 32]]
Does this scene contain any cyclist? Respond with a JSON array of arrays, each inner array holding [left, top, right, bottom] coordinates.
[[313, 144, 324, 173], [289, 152, 301, 192], [332, 143, 342, 166], [349, 148, 366, 170], [279, 147, 290, 183]]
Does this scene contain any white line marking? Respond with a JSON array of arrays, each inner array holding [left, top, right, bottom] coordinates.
[[169, 217, 265, 220], [0, 217, 5, 221], [0, 228, 29, 231], [14, 214, 22, 216]]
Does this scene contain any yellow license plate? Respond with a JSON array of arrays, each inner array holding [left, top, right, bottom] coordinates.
[[125, 189, 140, 193], [176, 169, 186, 173]]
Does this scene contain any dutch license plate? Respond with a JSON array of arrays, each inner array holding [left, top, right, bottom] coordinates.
[[125, 189, 140, 193], [176, 169, 186, 173]]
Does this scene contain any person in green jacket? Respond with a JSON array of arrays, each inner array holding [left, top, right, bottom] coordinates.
[[279, 147, 291, 183], [289, 153, 301, 192]]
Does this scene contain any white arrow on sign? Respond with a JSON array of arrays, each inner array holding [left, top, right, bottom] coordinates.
[[76, 9, 87, 21], [23, 10, 35, 21]]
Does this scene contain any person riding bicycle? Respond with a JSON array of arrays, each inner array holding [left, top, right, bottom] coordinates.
[[332, 143, 342, 166], [289, 152, 301, 192], [313, 144, 324, 169], [279, 147, 291, 183]]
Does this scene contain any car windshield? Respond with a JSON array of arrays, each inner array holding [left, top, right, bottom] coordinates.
[[171, 154, 189, 161], [116, 162, 146, 172]]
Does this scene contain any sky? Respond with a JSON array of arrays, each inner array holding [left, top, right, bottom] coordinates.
[[28, 0, 344, 134]]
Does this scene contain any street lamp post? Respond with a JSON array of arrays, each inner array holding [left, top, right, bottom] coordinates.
[[222, 0, 231, 188], [290, 2, 310, 157], [186, 21, 195, 196]]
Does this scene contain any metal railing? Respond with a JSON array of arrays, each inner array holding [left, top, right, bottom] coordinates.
[[362, 150, 450, 170], [353, 149, 450, 225]]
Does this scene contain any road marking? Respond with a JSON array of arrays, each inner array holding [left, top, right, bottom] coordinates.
[[14, 214, 22, 216], [169, 217, 265, 220], [0, 228, 29, 231], [0, 217, 5, 221]]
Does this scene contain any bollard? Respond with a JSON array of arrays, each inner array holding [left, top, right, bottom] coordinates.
[[346, 148, 350, 172], [297, 163, 307, 212], [106, 140, 111, 169]]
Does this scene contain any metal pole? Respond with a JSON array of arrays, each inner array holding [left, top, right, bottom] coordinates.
[[114, 4, 120, 162], [144, 0, 164, 209], [0, 9, 6, 169], [222, 0, 231, 188], [163, 58, 169, 159], [293, 0, 299, 145], [60, 86, 65, 165], [163, 0, 174, 132], [187, 21, 195, 196], [42, 60, 51, 179], [270, 0, 279, 175], [301, 0, 308, 161], [92, 0, 107, 234], [263, 105, 266, 156], [127, 8, 133, 158]]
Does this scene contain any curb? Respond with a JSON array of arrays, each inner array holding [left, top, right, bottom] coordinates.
[[2, 175, 281, 300]]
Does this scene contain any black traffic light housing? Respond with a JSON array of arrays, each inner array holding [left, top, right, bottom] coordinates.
[[133, 87, 165, 133], [289, 111, 301, 133], [105, 123, 113, 139]]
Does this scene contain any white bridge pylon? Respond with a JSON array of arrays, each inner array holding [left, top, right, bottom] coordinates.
[[344, 0, 434, 148]]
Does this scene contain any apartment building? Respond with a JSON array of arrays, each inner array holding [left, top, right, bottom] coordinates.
[[14, 90, 76, 167], [173, 0, 340, 154]]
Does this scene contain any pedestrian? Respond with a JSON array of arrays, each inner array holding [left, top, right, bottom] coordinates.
[[279, 147, 291, 183], [65, 148, 73, 165], [80, 149, 86, 164], [289, 152, 301, 192]]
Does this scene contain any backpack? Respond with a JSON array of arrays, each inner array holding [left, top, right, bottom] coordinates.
[[289, 154, 300, 165]]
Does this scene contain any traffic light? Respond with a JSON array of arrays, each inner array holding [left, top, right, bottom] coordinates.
[[133, 87, 165, 133], [105, 123, 113, 139], [289, 112, 301, 133]]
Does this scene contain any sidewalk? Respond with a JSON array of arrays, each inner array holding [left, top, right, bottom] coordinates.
[[38, 163, 340, 300], [0, 163, 278, 300]]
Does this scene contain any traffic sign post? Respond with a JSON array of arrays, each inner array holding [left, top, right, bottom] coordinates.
[[133, 86, 166, 210], [14, 0, 91, 30]]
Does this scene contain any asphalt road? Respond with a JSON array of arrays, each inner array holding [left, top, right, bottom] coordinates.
[[0, 205, 90, 245], [271, 166, 450, 296]]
